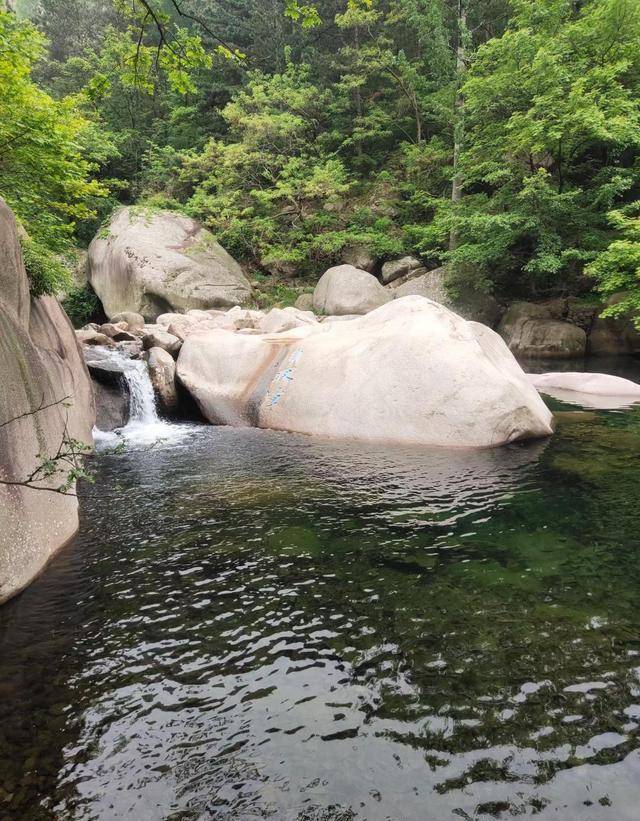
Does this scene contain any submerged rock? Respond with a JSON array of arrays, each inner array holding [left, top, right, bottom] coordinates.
[[0, 197, 95, 605], [177, 296, 553, 448], [88, 207, 252, 321], [529, 371, 640, 409]]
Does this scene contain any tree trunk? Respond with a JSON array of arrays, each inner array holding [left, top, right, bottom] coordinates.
[[449, 0, 466, 251]]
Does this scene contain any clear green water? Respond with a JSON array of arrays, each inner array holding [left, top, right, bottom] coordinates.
[[2, 369, 640, 819]]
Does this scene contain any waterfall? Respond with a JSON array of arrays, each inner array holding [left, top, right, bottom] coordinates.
[[89, 346, 189, 449], [120, 357, 159, 426]]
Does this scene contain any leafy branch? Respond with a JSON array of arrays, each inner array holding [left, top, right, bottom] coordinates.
[[0, 395, 94, 497]]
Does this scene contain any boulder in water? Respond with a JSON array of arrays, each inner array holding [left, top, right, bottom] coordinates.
[[177, 296, 553, 448], [498, 302, 587, 358], [529, 371, 640, 409], [109, 311, 146, 330], [145, 346, 179, 415], [88, 207, 252, 321]]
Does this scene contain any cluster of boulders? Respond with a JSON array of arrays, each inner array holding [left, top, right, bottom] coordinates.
[[497, 298, 640, 359], [76, 296, 555, 448], [86, 207, 640, 359], [292, 263, 640, 359], [298, 259, 501, 328]]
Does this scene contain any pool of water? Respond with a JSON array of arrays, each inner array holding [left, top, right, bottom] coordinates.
[[2, 365, 640, 820]]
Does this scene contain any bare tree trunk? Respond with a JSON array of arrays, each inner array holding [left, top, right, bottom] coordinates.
[[449, 0, 466, 251]]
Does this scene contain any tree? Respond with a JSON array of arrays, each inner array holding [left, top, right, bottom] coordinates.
[[442, 0, 640, 296], [0, 9, 112, 291]]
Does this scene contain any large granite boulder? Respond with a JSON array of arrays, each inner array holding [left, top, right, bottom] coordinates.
[[498, 302, 587, 358], [313, 264, 391, 316], [177, 296, 553, 448], [88, 207, 252, 321], [0, 198, 95, 605]]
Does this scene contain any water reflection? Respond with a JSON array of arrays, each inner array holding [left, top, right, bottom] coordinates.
[[1, 406, 640, 819]]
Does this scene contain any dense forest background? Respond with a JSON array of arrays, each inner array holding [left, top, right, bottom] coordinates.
[[3, 0, 640, 319]]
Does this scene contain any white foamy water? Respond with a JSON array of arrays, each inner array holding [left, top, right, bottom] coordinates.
[[90, 347, 192, 450]]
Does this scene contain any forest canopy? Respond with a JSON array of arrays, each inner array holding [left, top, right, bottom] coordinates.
[[3, 0, 640, 314]]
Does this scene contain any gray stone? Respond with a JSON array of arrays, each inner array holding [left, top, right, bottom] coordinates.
[[498, 302, 586, 358], [142, 328, 182, 356], [313, 264, 391, 316], [145, 346, 179, 415], [294, 293, 314, 312], [380, 256, 422, 285], [342, 245, 376, 273], [92, 379, 129, 430], [88, 207, 252, 320], [76, 329, 114, 346], [110, 310, 146, 329], [390, 266, 448, 302]]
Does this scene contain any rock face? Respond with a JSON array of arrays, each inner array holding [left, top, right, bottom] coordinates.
[[177, 296, 553, 448], [588, 296, 640, 356], [88, 207, 252, 321], [313, 264, 391, 316], [498, 302, 587, 358], [0, 198, 95, 605]]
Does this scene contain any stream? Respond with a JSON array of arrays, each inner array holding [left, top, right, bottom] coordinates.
[[1, 359, 640, 819]]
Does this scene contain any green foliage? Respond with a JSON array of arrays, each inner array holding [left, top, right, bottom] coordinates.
[[0, 11, 111, 259], [15, 0, 640, 310], [447, 0, 640, 296], [62, 284, 103, 328], [20, 235, 71, 298], [587, 205, 640, 324]]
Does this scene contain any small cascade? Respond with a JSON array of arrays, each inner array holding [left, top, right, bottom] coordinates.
[[119, 356, 159, 426], [87, 346, 189, 449]]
